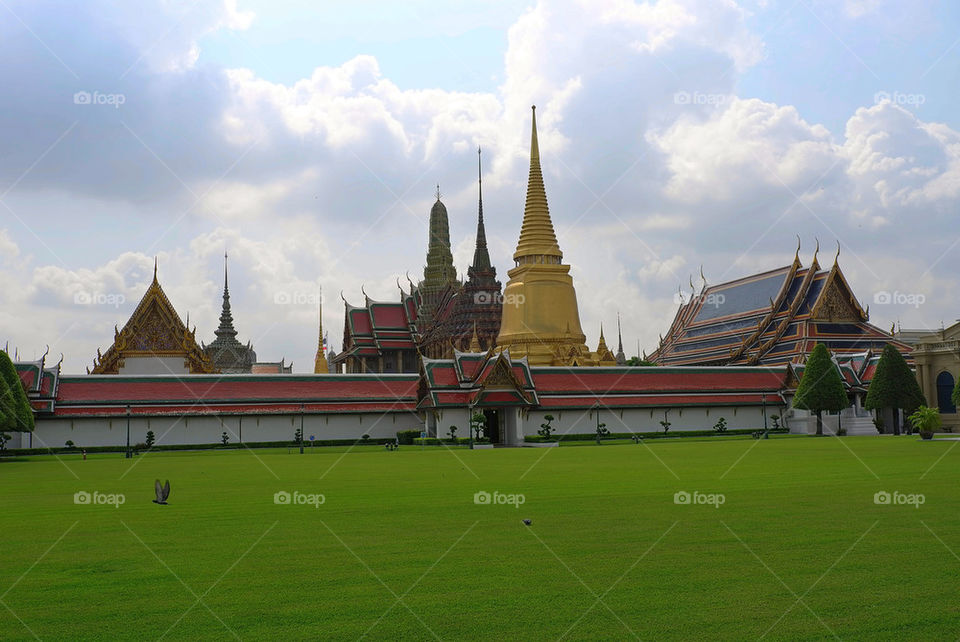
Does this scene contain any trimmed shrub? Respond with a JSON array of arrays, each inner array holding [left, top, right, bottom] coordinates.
[[793, 343, 849, 436], [396, 429, 420, 445], [0, 350, 34, 432], [866, 343, 926, 435]]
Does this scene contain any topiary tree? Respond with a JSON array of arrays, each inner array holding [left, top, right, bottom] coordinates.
[[865, 343, 926, 436], [145, 430, 155, 448], [447, 426, 458, 443], [221, 431, 230, 446], [538, 414, 555, 440], [0, 350, 34, 433], [793, 343, 849, 436]]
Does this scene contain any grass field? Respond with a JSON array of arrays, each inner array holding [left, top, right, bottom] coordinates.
[[2, 435, 958, 640]]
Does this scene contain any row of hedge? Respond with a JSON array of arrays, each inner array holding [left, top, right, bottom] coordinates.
[[525, 428, 788, 443], [0, 437, 398, 457]]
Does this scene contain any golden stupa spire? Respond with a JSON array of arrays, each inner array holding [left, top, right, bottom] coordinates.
[[514, 105, 562, 264], [313, 288, 328, 374]]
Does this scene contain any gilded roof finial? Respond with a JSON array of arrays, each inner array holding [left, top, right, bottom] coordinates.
[[813, 237, 820, 265], [436, 184, 441, 201], [153, 256, 158, 282], [834, 240, 840, 266], [794, 235, 801, 264], [699, 264, 707, 294]]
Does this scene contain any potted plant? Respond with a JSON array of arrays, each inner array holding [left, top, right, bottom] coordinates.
[[908, 406, 940, 440]]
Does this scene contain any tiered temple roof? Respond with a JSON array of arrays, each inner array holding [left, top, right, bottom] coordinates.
[[418, 349, 788, 410], [12, 348, 60, 414], [334, 285, 421, 373], [651, 243, 912, 366], [90, 262, 215, 374]]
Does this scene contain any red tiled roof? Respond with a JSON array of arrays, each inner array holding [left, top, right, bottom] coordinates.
[[53, 375, 418, 416], [371, 304, 408, 329], [531, 367, 786, 394]]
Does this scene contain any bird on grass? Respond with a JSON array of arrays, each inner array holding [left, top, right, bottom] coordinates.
[[153, 479, 171, 505], [522, 519, 532, 526]]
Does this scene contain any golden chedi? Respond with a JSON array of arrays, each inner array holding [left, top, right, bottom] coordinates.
[[496, 106, 593, 366]]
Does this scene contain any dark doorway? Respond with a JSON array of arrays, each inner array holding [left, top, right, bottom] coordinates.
[[937, 371, 956, 414], [483, 409, 501, 444]]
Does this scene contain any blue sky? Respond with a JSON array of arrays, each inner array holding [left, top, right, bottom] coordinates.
[[1, 0, 959, 371]]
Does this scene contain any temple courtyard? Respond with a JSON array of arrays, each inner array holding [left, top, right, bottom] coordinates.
[[1, 436, 957, 640]]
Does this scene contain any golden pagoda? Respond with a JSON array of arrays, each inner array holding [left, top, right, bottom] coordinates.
[[496, 106, 593, 366]]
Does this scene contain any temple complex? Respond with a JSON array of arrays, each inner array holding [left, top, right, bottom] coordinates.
[[202, 253, 257, 373], [651, 241, 912, 366], [90, 261, 216, 375]]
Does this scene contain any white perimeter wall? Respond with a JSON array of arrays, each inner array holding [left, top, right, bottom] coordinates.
[[19, 411, 424, 448], [516, 406, 772, 437]]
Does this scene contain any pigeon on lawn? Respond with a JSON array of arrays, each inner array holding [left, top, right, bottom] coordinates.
[[522, 519, 532, 526], [153, 479, 171, 505]]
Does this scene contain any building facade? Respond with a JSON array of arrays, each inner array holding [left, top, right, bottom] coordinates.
[[910, 322, 960, 432]]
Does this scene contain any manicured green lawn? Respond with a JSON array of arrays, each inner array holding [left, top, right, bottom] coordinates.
[[1, 435, 958, 640]]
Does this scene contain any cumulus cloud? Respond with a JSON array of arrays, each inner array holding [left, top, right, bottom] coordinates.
[[2, 0, 959, 370]]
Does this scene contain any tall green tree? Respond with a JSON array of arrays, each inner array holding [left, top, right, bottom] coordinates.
[[0, 350, 35, 432], [793, 343, 849, 436], [865, 344, 925, 435]]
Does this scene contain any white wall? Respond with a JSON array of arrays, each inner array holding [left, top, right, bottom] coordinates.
[[518, 406, 773, 437], [24, 411, 424, 448]]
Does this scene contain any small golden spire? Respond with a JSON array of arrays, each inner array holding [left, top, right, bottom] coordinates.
[[153, 256, 158, 282], [314, 287, 328, 374], [469, 321, 481, 352]]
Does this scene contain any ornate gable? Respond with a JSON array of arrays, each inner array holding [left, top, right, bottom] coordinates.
[[91, 268, 215, 374], [810, 265, 867, 322]]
